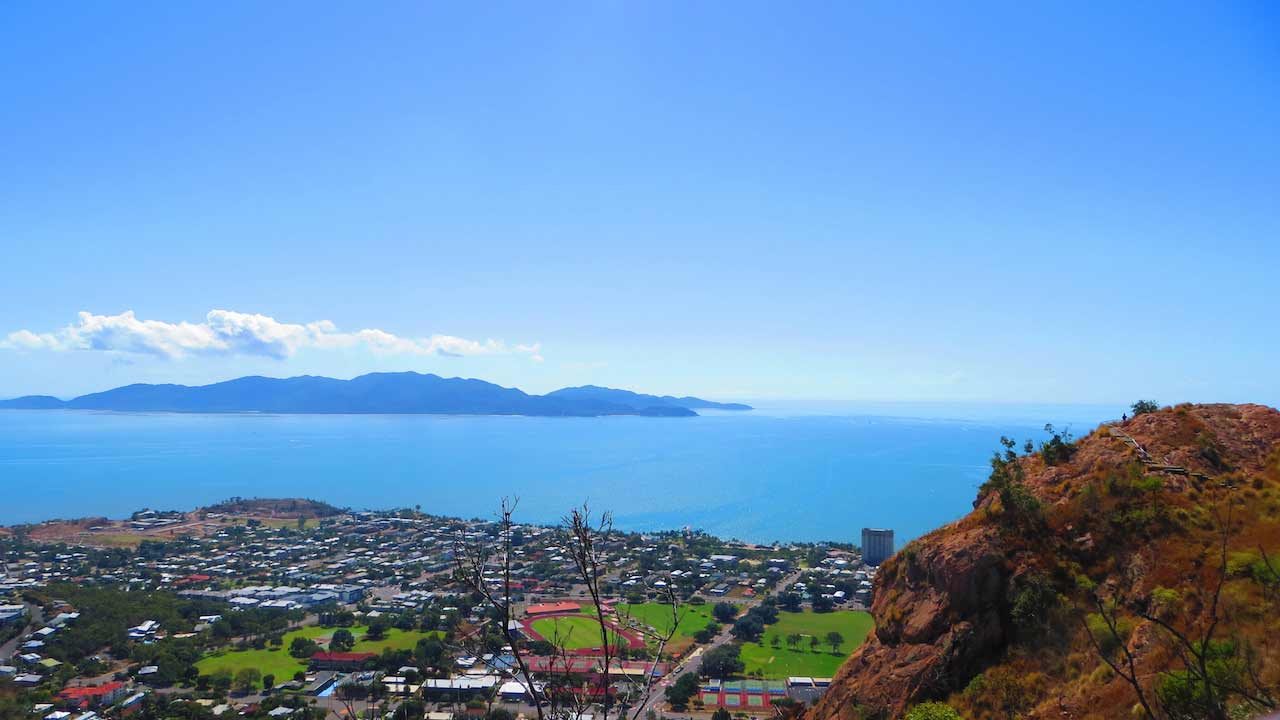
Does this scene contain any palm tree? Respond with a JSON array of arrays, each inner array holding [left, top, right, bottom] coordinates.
[[808, 635, 819, 653], [785, 633, 801, 650]]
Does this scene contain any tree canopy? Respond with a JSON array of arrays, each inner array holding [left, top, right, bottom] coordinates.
[[700, 643, 745, 679]]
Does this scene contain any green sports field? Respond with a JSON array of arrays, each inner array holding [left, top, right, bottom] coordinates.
[[615, 602, 716, 654], [615, 602, 714, 640], [739, 610, 873, 678], [354, 627, 441, 653], [196, 645, 308, 682], [529, 615, 628, 650]]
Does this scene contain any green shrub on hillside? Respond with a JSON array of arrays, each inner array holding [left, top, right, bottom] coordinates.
[[979, 436, 1044, 527], [904, 702, 962, 720], [1086, 612, 1135, 655], [1010, 573, 1058, 640], [1039, 424, 1076, 466], [1155, 640, 1255, 720], [1131, 400, 1159, 416]]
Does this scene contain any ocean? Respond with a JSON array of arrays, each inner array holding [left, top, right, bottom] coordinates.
[[0, 403, 1120, 544]]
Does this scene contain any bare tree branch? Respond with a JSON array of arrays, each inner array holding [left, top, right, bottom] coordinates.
[[454, 498, 546, 720], [1077, 594, 1156, 720], [564, 505, 616, 719]]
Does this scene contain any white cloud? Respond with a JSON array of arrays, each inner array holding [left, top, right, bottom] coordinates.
[[514, 343, 544, 363], [2, 309, 543, 362], [3, 329, 48, 349]]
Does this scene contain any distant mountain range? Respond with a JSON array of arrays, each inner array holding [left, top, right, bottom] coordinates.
[[0, 373, 752, 417]]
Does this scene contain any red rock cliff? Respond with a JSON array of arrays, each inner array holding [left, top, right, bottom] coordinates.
[[807, 403, 1280, 719]]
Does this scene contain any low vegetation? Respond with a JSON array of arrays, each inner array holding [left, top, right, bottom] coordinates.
[[739, 610, 873, 678], [195, 624, 442, 683], [810, 403, 1280, 720], [528, 615, 627, 651], [616, 601, 714, 653]]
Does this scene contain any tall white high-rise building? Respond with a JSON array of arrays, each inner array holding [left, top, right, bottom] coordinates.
[[861, 527, 894, 566]]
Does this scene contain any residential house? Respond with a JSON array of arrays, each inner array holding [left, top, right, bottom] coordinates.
[[56, 682, 127, 710]]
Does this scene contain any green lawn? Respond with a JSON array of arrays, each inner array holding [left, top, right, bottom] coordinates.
[[616, 602, 714, 639], [739, 611, 873, 678], [196, 625, 441, 681], [529, 616, 627, 650], [615, 602, 718, 656], [286, 625, 366, 642], [356, 628, 441, 653], [196, 645, 307, 681]]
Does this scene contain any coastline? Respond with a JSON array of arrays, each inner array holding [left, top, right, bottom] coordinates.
[[0, 408, 1112, 544]]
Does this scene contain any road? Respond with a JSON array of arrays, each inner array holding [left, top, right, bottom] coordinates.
[[0, 602, 43, 662], [632, 568, 805, 719]]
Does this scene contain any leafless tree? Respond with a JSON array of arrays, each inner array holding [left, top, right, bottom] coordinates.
[[333, 679, 387, 720], [453, 497, 546, 720], [612, 586, 681, 720], [1257, 545, 1279, 604], [1077, 592, 1156, 720], [441, 627, 501, 719], [1082, 480, 1276, 719], [1132, 487, 1275, 718], [544, 624, 601, 720], [334, 687, 361, 720], [453, 501, 684, 720], [563, 506, 618, 718], [564, 505, 682, 720]]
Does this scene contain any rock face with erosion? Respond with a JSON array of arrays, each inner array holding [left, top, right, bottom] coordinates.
[[807, 403, 1280, 719]]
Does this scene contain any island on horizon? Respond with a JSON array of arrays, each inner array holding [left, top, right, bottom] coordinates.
[[0, 371, 753, 417]]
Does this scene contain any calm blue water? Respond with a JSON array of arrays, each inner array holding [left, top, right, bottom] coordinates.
[[0, 404, 1118, 543]]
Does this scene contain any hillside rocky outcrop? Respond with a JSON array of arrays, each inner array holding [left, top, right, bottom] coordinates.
[[808, 404, 1280, 719]]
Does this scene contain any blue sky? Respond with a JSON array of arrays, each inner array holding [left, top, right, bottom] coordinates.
[[1, 2, 1277, 405]]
